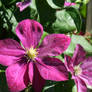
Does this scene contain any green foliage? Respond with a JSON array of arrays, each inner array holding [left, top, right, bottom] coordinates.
[[0, 73, 9, 92], [0, 0, 90, 92], [46, 0, 64, 9], [65, 34, 92, 55], [66, 7, 82, 33], [42, 79, 75, 92], [0, 65, 9, 92], [52, 7, 82, 33], [52, 9, 76, 33], [76, 0, 90, 4], [72, 85, 77, 92]]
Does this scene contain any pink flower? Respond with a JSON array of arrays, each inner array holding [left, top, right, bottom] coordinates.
[[0, 19, 71, 92], [64, 2, 76, 6], [16, 0, 31, 12], [65, 44, 92, 92]]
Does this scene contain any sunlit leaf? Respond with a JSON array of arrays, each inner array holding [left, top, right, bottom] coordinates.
[[66, 7, 82, 33], [72, 85, 77, 92], [65, 35, 92, 55], [46, 0, 64, 9], [52, 10, 76, 33]]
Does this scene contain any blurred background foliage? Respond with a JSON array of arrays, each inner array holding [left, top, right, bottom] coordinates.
[[0, 0, 92, 92]]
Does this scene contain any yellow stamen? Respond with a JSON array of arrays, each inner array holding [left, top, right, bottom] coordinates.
[[27, 47, 38, 60], [74, 65, 82, 76]]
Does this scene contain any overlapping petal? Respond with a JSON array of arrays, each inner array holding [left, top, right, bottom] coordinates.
[[0, 19, 72, 92], [38, 34, 71, 58], [80, 57, 92, 85], [29, 62, 45, 92], [0, 39, 25, 66], [5, 63, 29, 92], [64, 55, 74, 73], [74, 77, 87, 92], [16, 19, 43, 49], [36, 57, 68, 81], [72, 44, 86, 66], [33, 63, 45, 92], [16, 0, 31, 11], [64, 44, 90, 92], [28, 61, 34, 83]]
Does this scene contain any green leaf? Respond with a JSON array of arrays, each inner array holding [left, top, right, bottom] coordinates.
[[35, 0, 56, 33], [52, 10, 76, 33], [0, 7, 18, 38], [43, 78, 75, 92], [80, 4, 87, 18], [83, 0, 90, 4], [54, 79, 75, 92], [6, 9, 18, 34], [0, 72, 9, 92], [39, 31, 48, 46], [25, 85, 33, 92], [76, 0, 82, 3], [66, 7, 82, 33], [36, 0, 55, 23], [55, 55, 64, 62], [72, 35, 92, 53], [36, 0, 81, 34], [46, 0, 64, 9], [0, 70, 5, 73], [8, 0, 17, 5], [29, 0, 37, 10], [43, 84, 55, 92], [72, 85, 77, 92], [42, 81, 57, 92], [65, 35, 92, 55], [0, 0, 2, 7], [64, 40, 75, 56]]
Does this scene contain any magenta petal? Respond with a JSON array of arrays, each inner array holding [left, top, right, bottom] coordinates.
[[29, 62, 45, 92], [36, 57, 68, 81], [74, 77, 87, 92], [72, 44, 86, 66], [16, 0, 31, 11], [64, 55, 74, 73], [5, 63, 29, 92], [0, 39, 25, 66], [80, 57, 92, 85], [28, 62, 34, 83], [33, 63, 45, 92], [16, 19, 43, 49], [64, 2, 76, 6], [38, 34, 71, 57]]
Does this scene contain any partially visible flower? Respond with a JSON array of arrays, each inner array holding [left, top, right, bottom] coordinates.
[[0, 19, 71, 92], [16, 0, 31, 11], [64, 2, 76, 6], [65, 44, 92, 92]]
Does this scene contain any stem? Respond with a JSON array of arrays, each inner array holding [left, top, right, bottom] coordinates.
[[86, 0, 92, 33]]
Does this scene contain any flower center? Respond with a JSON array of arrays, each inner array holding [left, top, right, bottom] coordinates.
[[27, 47, 38, 60], [74, 65, 82, 76]]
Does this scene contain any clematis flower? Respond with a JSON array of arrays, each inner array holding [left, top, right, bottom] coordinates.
[[64, 2, 76, 6], [16, 0, 31, 11], [65, 44, 92, 92], [0, 19, 71, 92]]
